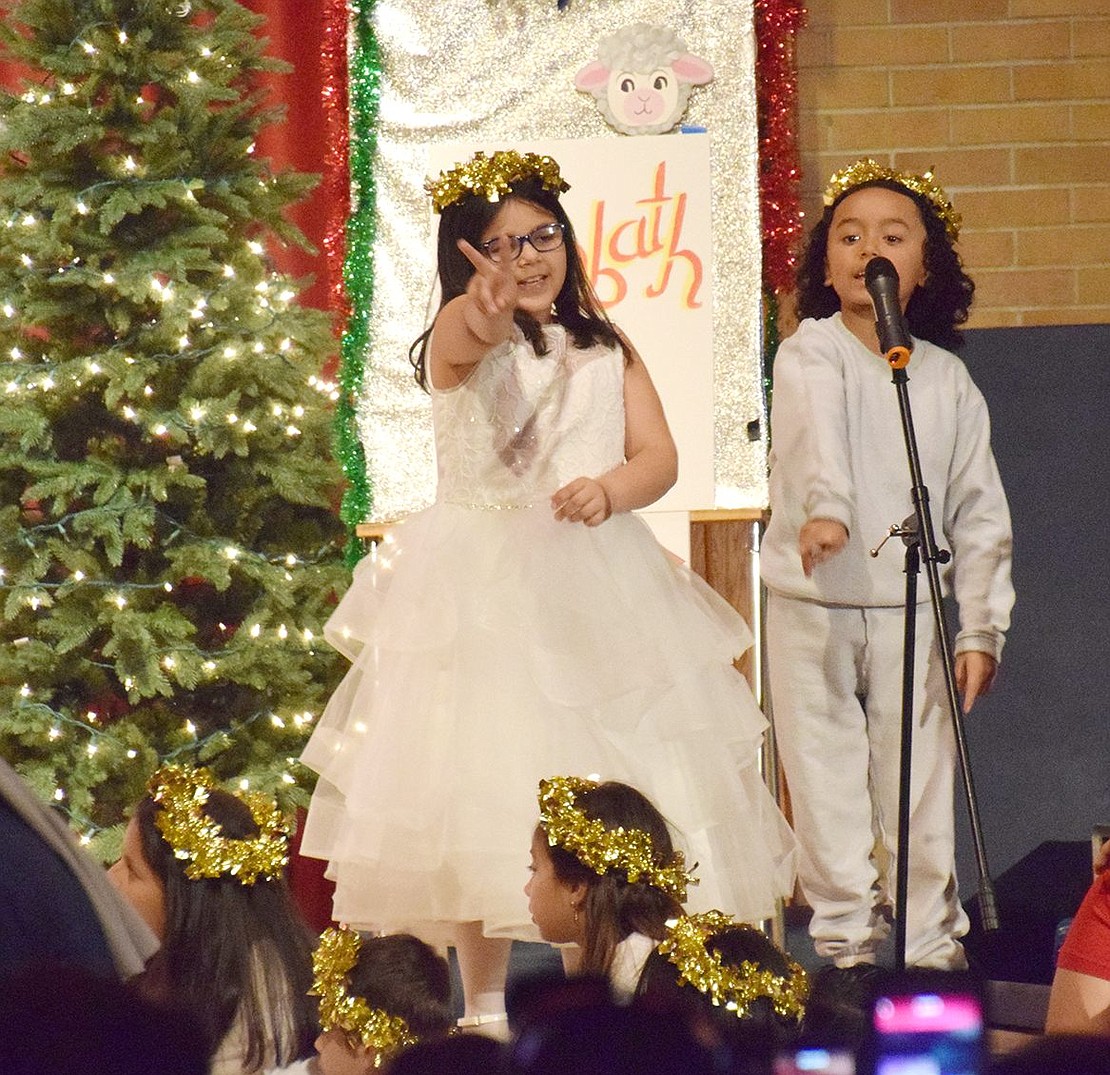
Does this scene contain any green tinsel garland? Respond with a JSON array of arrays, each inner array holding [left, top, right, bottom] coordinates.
[[336, 1, 379, 566]]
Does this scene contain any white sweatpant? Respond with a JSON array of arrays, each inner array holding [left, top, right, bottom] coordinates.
[[767, 594, 969, 969]]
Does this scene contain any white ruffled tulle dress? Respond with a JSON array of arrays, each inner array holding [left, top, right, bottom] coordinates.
[[299, 323, 795, 938]]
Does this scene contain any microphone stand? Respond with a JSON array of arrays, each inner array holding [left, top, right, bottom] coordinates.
[[871, 345, 1000, 972]]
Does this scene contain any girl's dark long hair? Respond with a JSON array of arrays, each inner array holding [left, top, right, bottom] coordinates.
[[543, 782, 684, 977], [129, 793, 317, 1070], [795, 179, 975, 352], [409, 176, 623, 390]]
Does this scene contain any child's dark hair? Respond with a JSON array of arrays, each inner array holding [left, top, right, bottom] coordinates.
[[346, 933, 454, 1041], [129, 792, 317, 1069], [795, 179, 975, 352], [634, 919, 808, 1070], [798, 963, 892, 1052], [541, 781, 684, 977], [639, 919, 803, 1035], [409, 175, 623, 390]]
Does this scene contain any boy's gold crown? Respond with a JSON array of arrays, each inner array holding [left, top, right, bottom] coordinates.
[[823, 158, 962, 241], [425, 150, 570, 214]]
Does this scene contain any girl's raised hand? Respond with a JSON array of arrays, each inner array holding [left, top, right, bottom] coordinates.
[[458, 237, 517, 343]]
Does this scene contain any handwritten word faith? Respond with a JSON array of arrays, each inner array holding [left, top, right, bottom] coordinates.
[[581, 161, 704, 311]]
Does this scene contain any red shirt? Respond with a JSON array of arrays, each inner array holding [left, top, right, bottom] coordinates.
[[1058, 870, 1110, 981]]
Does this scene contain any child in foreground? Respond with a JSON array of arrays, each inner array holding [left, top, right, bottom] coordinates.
[[526, 775, 690, 996], [107, 764, 317, 1073], [273, 927, 454, 1074], [527, 775, 807, 1069]]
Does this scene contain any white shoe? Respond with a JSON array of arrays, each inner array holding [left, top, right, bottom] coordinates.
[[456, 1012, 509, 1041]]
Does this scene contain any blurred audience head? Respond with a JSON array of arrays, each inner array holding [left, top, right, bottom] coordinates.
[[989, 1033, 1110, 1074], [799, 963, 892, 1053], [0, 961, 208, 1074], [387, 1032, 510, 1074], [509, 979, 718, 1075]]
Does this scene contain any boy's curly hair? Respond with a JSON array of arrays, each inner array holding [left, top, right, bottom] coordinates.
[[795, 179, 975, 352]]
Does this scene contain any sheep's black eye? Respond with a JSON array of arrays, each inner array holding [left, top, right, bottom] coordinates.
[[653, 75, 668, 90], [619, 77, 634, 93]]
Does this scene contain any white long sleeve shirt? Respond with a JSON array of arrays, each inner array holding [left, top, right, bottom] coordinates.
[[761, 313, 1014, 661]]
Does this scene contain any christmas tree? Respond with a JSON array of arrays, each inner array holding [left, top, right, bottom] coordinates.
[[0, 0, 351, 859]]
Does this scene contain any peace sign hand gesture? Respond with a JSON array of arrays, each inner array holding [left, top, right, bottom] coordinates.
[[458, 237, 517, 345]]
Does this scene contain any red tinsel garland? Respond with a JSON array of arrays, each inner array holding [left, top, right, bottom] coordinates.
[[321, 0, 351, 328], [754, 0, 807, 297]]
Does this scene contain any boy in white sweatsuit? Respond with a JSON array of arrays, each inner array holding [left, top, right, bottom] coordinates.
[[762, 160, 1014, 970]]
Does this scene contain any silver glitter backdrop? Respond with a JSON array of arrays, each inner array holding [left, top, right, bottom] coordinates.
[[360, 0, 765, 520]]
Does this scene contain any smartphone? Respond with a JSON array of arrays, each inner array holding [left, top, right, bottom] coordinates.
[[774, 1046, 855, 1074], [862, 971, 985, 1075], [1092, 823, 1110, 869]]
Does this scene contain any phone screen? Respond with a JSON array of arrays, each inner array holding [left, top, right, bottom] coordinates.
[[774, 1047, 855, 1074], [869, 987, 984, 1075]]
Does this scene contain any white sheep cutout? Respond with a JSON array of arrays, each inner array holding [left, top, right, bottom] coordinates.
[[575, 23, 715, 136]]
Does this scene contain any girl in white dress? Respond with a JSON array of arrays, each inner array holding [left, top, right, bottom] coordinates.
[[299, 149, 795, 1028]]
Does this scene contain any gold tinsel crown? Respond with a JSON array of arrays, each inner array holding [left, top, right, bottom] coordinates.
[[657, 911, 809, 1021], [425, 150, 570, 214], [148, 764, 290, 885], [538, 776, 698, 902], [823, 158, 962, 241], [310, 927, 419, 1062]]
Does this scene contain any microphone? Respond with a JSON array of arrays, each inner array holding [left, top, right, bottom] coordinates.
[[864, 257, 912, 369]]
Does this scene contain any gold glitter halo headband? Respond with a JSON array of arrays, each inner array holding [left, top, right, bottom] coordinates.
[[823, 158, 962, 241], [148, 764, 290, 885], [538, 776, 698, 902], [425, 150, 571, 214], [310, 927, 418, 1061], [657, 911, 809, 1021]]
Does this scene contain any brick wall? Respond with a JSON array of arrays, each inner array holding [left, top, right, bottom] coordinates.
[[792, 2, 1110, 327]]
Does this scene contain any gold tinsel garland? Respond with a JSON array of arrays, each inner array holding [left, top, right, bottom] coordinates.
[[148, 764, 290, 885], [538, 775, 697, 902], [657, 910, 809, 1021], [310, 926, 419, 1061], [823, 158, 962, 241], [425, 150, 571, 214]]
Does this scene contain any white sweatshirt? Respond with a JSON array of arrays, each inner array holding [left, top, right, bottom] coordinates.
[[761, 313, 1014, 661]]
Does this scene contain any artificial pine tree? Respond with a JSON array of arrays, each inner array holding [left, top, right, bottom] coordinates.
[[0, 0, 352, 858]]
